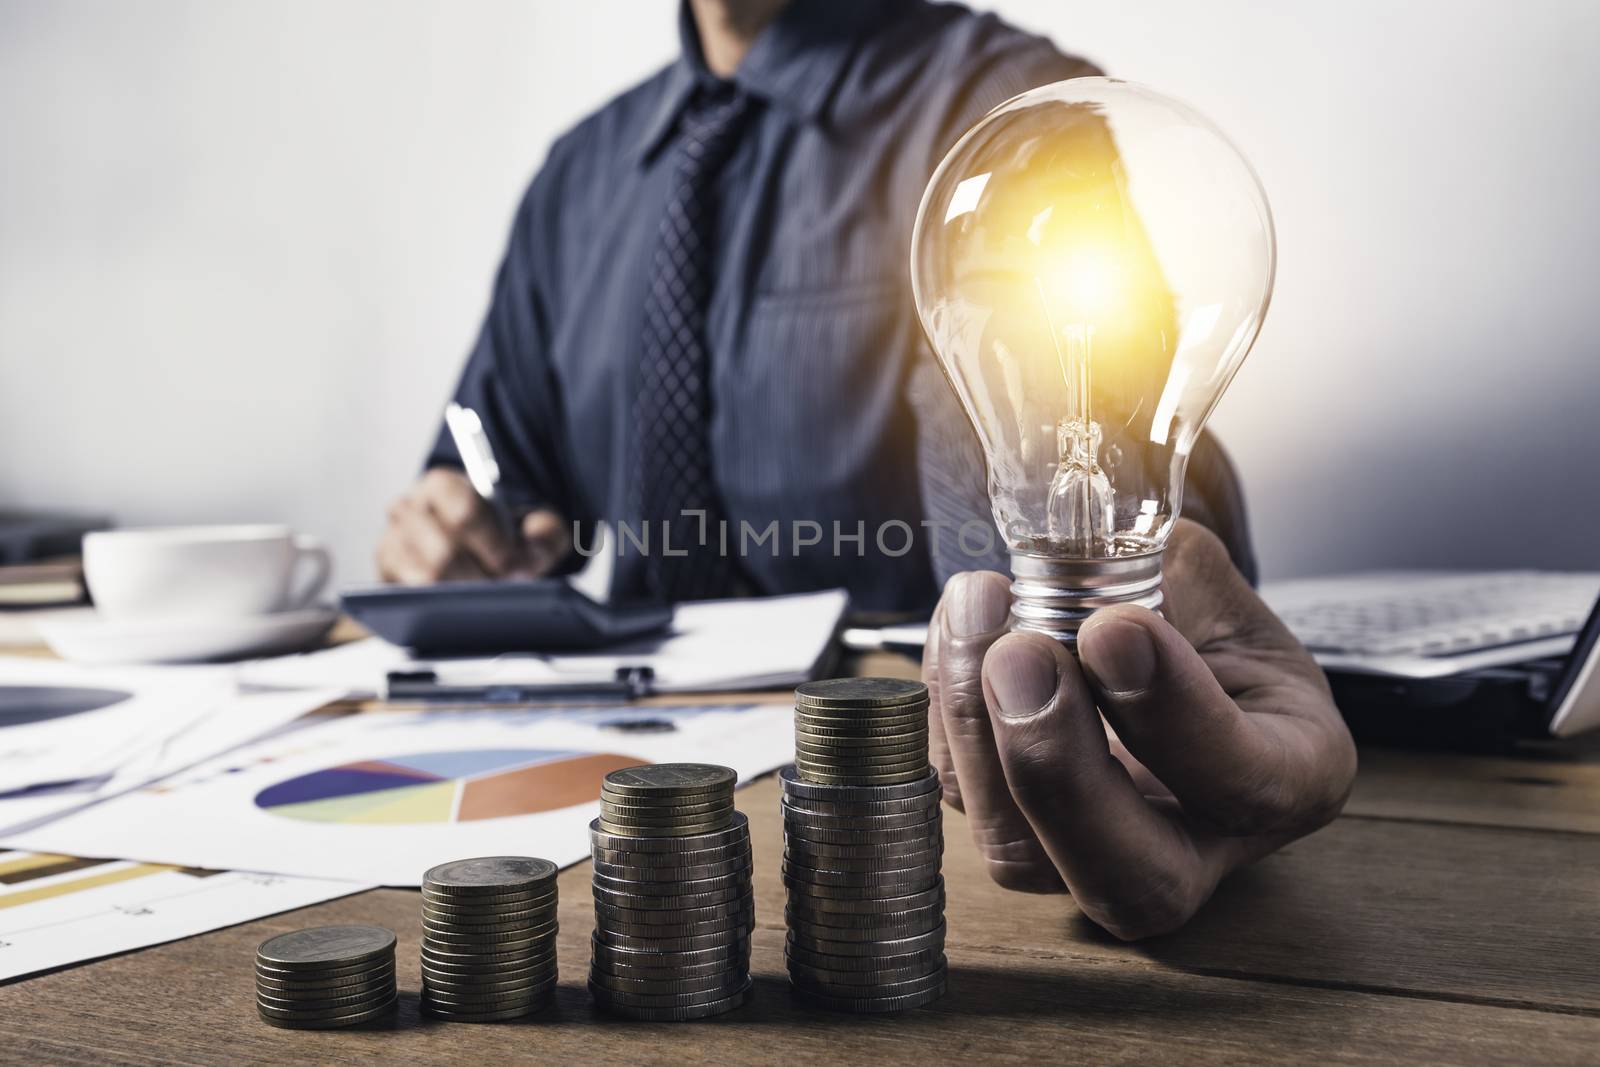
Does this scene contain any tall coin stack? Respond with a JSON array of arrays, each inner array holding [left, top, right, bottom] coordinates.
[[420, 856, 560, 1022], [783, 677, 947, 1013], [588, 764, 754, 1020], [254, 925, 398, 1029]]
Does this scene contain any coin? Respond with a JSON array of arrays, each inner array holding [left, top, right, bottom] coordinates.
[[592, 858, 750, 883], [256, 971, 396, 1002], [257, 993, 398, 1021], [789, 923, 945, 958], [424, 856, 557, 894], [779, 765, 940, 800], [783, 822, 942, 849], [255, 925, 396, 973], [253, 958, 395, 988], [781, 804, 939, 830], [258, 996, 398, 1029], [784, 936, 946, 971], [791, 762, 931, 783], [421, 912, 560, 936], [590, 843, 750, 868], [788, 881, 945, 914], [794, 678, 928, 710], [421, 977, 557, 1007], [793, 980, 946, 1014], [588, 966, 747, 996], [256, 987, 394, 1013], [591, 880, 748, 910], [420, 951, 557, 977], [600, 792, 735, 816], [588, 976, 753, 1009], [419, 1000, 547, 1022], [590, 934, 749, 969], [780, 792, 942, 817], [421, 891, 559, 915], [419, 966, 556, 991], [421, 884, 559, 908], [788, 914, 943, 943], [783, 862, 938, 889], [590, 982, 751, 1021], [590, 813, 749, 853], [786, 898, 944, 929], [793, 731, 929, 751], [787, 953, 946, 985], [596, 817, 738, 838], [595, 927, 751, 953], [601, 764, 737, 799], [792, 767, 930, 786], [422, 947, 560, 972], [594, 897, 752, 926]]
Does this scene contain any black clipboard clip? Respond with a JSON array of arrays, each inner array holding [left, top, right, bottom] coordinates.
[[385, 665, 656, 705]]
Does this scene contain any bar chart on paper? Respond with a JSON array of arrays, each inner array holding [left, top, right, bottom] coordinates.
[[0, 849, 365, 981], [254, 749, 644, 825]]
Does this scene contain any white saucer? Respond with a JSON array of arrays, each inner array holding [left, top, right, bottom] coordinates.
[[36, 606, 339, 665]]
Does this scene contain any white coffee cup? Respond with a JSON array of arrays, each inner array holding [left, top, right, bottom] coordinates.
[[83, 524, 332, 621]]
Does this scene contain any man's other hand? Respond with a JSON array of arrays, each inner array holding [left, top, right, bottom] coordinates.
[[924, 518, 1356, 940], [376, 469, 571, 584]]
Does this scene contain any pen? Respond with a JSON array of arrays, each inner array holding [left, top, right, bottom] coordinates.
[[444, 402, 518, 540]]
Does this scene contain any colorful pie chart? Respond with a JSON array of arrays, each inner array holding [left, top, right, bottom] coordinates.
[[254, 748, 644, 825]]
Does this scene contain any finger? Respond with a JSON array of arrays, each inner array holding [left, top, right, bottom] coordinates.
[[937, 571, 1062, 892], [982, 632, 1229, 939], [1078, 606, 1353, 836], [377, 507, 441, 586], [394, 496, 460, 581], [421, 470, 515, 576], [520, 509, 572, 577], [922, 600, 959, 811]]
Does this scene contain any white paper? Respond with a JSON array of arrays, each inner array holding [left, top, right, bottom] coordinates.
[[3, 701, 794, 886], [0, 849, 368, 981], [0, 657, 252, 793], [0, 685, 342, 836], [238, 588, 849, 698]]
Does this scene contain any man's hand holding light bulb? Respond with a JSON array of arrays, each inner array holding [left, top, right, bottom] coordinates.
[[912, 78, 1356, 937]]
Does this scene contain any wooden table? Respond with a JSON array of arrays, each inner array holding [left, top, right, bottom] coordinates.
[[4, 651, 1598, 1064]]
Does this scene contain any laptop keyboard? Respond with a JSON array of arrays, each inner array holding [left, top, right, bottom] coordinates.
[[1263, 571, 1600, 657]]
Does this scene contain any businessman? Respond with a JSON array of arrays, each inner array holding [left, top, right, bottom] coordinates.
[[378, 0, 1356, 939]]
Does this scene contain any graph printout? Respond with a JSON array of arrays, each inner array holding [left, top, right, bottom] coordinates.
[[0, 849, 367, 981], [2, 703, 795, 886]]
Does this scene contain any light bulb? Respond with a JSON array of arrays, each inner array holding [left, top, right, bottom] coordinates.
[[911, 78, 1275, 642]]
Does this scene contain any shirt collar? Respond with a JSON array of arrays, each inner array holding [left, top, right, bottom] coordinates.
[[635, 0, 888, 164]]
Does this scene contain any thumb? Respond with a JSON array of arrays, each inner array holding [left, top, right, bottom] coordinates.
[[518, 510, 572, 577]]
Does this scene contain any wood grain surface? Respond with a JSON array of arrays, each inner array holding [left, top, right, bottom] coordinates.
[[5, 774, 1598, 1064]]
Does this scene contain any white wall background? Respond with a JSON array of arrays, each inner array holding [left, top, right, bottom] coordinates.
[[2, 0, 1597, 583]]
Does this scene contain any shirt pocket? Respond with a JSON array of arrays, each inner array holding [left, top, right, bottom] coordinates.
[[720, 282, 920, 515]]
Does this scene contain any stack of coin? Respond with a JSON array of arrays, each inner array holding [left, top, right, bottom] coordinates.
[[420, 856, 559, 1022], [783, 677, 947, 1013], [589, 764, 754, 1020], [255, 925, 398, 1029]]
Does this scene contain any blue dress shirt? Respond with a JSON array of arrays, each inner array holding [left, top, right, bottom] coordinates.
[[428, 0, 1256, 609]]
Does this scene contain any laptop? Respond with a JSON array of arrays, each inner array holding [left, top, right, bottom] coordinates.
[[1260, 571, 1600, 743], [842, 569, 1600, 745]]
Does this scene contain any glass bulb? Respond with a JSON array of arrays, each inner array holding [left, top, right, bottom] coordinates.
[[911, 77, 1275, 642]]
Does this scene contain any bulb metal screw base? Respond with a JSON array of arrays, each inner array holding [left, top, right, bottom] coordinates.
[[1008, 550, 1165, 646]]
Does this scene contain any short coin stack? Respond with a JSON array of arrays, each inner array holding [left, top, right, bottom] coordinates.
[[420, 856, 560, 1022], [783, 677, 947, 1013], [589, 764, 754, 1020], [255, 925, 398, 1029]]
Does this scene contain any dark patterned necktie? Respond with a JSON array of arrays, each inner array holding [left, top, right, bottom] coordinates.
[[632, 83, 756, 600]]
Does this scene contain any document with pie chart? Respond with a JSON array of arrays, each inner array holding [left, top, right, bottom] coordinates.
[[1, 702, 794, 886]]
